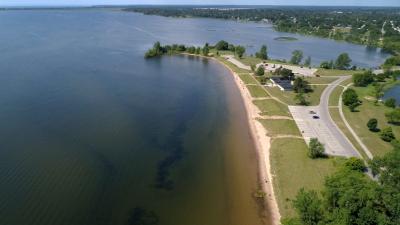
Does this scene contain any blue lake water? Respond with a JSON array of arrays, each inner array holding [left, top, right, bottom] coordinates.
[[0, 8, 391, 225]]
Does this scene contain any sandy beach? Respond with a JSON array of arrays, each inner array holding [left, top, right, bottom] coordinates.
[[218, 60, 281, 225]]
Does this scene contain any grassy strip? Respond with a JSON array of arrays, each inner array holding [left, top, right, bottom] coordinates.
[[247, 85, 269, 98], [270, 138, 345, 217], [315, 69, 360, 77], [258, 119, 301, 137], [253, 99, 291, 117], [304, 76, 338, 84], [328, 85, 344, 106], [238, 74, 258, 85]]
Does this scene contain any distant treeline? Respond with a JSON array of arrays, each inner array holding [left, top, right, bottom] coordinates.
[[125, 6, 400, 54]]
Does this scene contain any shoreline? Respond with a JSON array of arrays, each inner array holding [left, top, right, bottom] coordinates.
[[216, 57, 281, 225], [180, 53, 281, 224]]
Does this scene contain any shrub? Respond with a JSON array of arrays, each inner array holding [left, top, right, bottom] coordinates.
[[352, 71, 374, 87], [385, 108, 400, 124], [308, 138, 325, 158], [256, 65, 265, 76], [215, 40, 229, 50], [385, 98, 397, 108], [380, 127, 396, 142], [343, 88, 361, 111], [367, 118, 378, 131], [344, 157, 366, 172]]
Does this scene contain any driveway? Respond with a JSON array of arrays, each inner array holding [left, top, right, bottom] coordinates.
[[289, 76, 361, 157]]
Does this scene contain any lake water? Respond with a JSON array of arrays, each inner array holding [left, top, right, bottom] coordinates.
[[0, 8, 390, 225]]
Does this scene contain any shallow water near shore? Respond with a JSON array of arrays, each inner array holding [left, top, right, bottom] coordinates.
[[0, 8, 390, 225]]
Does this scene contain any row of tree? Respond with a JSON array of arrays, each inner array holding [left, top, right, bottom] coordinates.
[[319, 53, 353, 70]]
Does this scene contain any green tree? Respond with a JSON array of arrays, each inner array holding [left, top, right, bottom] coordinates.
[[292, 188, 323, 225], [304, 56, 311, 67], [195, 47, 201, 55], [373, 83, 384, 103], [235, 45, 246, 58], [343, 88, 361, 112], [335, 53, 352, 70], [290, 50, 303, 65], [295, 92, 309, 106], [353, 71, 375, 87], [385, 98, 397, 108], [255, 65, 265, 76], [202, 43, 210, 56], [215, 40, 229, 50], [255, 45, 268, 60], [385, 108, 400, 124], [274, 67, 294, 80], [308, 138, 325, 158], [380, 127, 396, 142], [293, 77, 312, 93], [367, 118, 378, 131]]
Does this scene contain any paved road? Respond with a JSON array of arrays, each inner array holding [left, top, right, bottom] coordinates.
[[289, 76, 361, 157], [223, 55, 251, 70]]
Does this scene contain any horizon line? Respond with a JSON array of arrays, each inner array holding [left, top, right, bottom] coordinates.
[[1, 4, 400, 7]]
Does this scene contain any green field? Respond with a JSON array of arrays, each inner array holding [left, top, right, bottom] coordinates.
[[253, 99, 291, 117], [315, 69, 360, 77], [238, 74, 258, 85], [342, 86, 400, 156], [329, 85, 344, 106], [247, 85, 269, 98], [270, 138, 345, 217], [258, 119, 301, 137], [304, 76, 338, 84]]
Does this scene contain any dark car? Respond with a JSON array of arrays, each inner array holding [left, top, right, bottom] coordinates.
[[313, 115, 320, 119]]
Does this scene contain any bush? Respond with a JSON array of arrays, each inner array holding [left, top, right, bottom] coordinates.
[[385, 108, 400, 124], [385, 98, 397, 108], [367, 118, 378, 131], [380, 127, 396, 142], [215, 40, 229, 50], [344, 157, 366, 172], [308, 138, 325, 158], [256, 65, 265, 76]]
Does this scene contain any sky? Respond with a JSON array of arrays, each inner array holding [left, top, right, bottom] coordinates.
[[1, 0, 399, 7]]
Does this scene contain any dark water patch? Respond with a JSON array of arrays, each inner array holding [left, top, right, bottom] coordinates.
[[128, 207, 159, 225]]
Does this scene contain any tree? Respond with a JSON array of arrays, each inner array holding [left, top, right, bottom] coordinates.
[[367, 118, 378, 131], [353, 71, 375, 87], [274, 67, 294, 80], [235, 45, 246, 58], [380, 127, 396, 142], [290, 50, 303, 65], [295, 92, 309, 106], [343, 88, 360, 112], [255, 65, 265, 76], [195, 47, 201, 55], [145, 41, 165, 58], [385, 98, 397, 108], [202, 43, 210, 56], [344, 157, 366, 172], [385, 108, 400, 124], [215, 40, 229, 50], [304, 56, 311, 67], [292, 188, 323, 225], [335, 53, 352, 70], [293, 77, 312, 93], [373, 83, 384, 103], [256, 45, 268, 60], [308, 138, 325, 158]]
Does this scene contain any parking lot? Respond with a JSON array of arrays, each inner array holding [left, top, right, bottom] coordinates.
[[289, 105, 360, 157]]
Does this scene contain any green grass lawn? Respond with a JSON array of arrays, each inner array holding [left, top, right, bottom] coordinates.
[[253, 99, 291, 117], [270, 138, 345, 217], [258, 119, 301, 137], [315, 69, 360, 77], [238, 74, 258, 85], [342, 91, 399, 156], [236, 56, 262, 66], [247, 85, 269, 98], [329, 85, 344, 106], [265, 85, 326, 106], [304, 76, 338, 84]]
